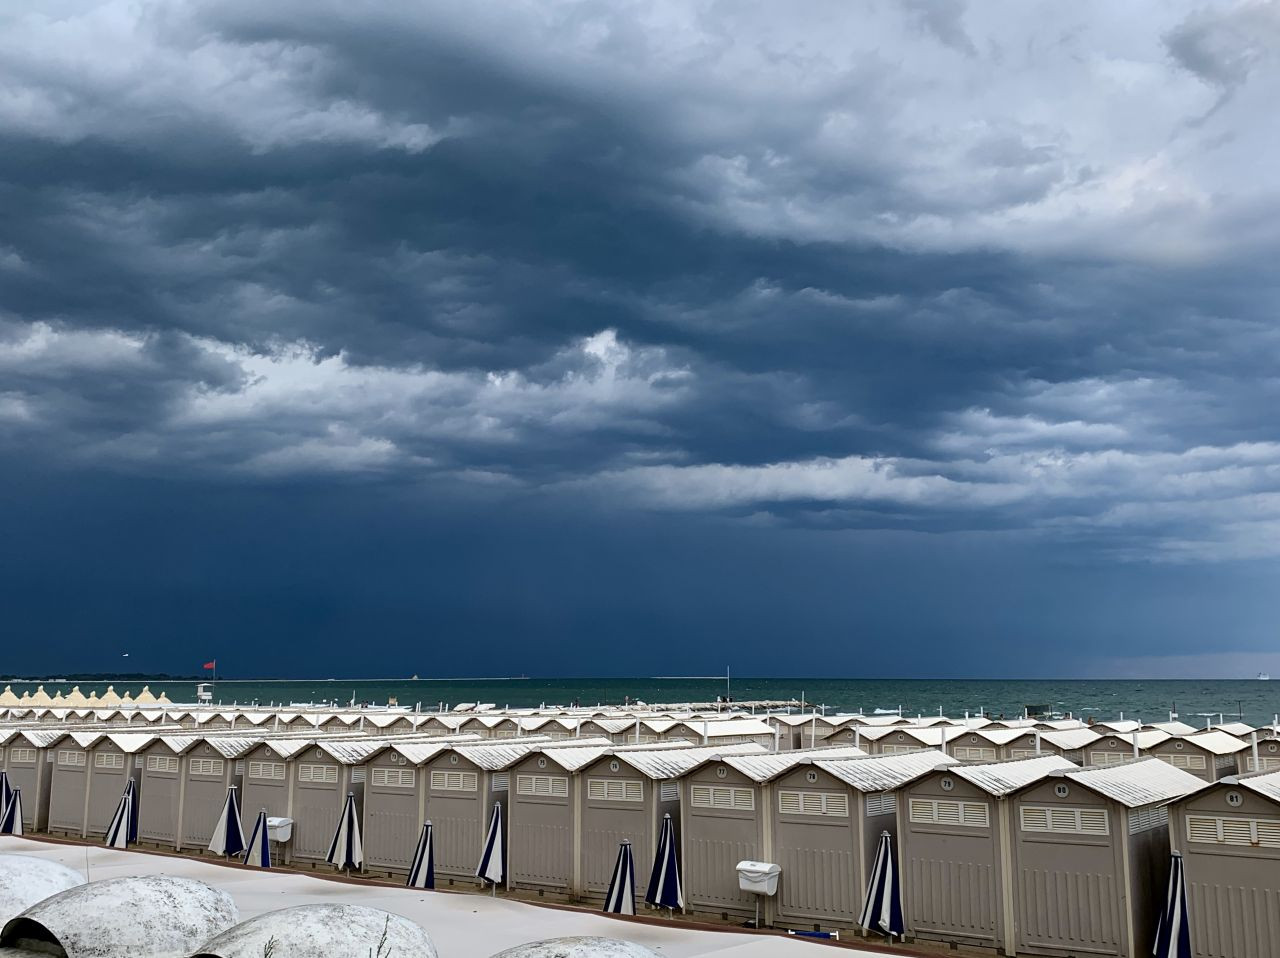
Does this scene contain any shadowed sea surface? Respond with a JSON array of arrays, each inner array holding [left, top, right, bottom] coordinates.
[[6, 677, 1280, 726]]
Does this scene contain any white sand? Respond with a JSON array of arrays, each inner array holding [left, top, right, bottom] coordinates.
[[0, 837, 888, 957]]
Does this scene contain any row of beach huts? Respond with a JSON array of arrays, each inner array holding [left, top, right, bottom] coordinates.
[[1, 700, 1278, 958]]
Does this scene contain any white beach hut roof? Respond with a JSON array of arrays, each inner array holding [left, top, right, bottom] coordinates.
[[948, 755, 1077, 796], [1180, 730, 1250, 755], [1052, 757, 1207, 807], [608, 742, 768, 780], [815, 749, 960, 792], [1227, 769, 1280, 804], [1209, 721, 1256, 738], [713, 745, 870, 783]]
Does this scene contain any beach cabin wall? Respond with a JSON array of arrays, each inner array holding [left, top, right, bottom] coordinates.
[[421, 750, 502, 887], [681, 761, 765, 921], [1009, 775, 1172, 956], [1242, 736, 1280, 773], [507, 751, 576, 896], [137, 738, 184, 849], [84, 735, 143, 838], [1147, 732, 1246, 783], [285, 743, 362, 866], [576, 753, 679, 905], [46, 734, 96, 837], [1085, 733, 1161, 767], [767, 764, 867, 930], [0, 733, 54, 831], [362, 747, 423, 878], [177, 742, 245, 851], [1167, 773, 1280, 958], [239, 742, 294, 859], [898, 767, 1008, 951]]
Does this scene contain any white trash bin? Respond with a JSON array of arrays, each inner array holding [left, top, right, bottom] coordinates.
[[735, 861, 780, 927]]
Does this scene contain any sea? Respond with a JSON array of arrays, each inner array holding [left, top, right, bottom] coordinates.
[[5, 677, 1280, 726]]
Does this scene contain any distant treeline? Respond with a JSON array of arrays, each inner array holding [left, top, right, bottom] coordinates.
[[0, 673, 203, 682]]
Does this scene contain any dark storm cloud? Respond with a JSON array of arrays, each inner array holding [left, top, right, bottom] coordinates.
[[2, 1, 1280, 675]]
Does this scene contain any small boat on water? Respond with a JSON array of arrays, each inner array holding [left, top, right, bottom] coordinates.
[[1259, 672, 1271, 681]]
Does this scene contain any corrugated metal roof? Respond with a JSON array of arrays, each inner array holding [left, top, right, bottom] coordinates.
[[1212, 721, 1256, 738], [383, 734, 488, 766], [1232, 769, 1280, 804], [1093, 729, 1172, 750], [453, 737, 562, 770], [613, 742, 769, 779], [530, 739, 689, 773], [1060, 757, 1206, 807], [971, 729, 1028, 746], [719, 746, 869, 783], [1094, 720, 1142, 734], [949, 755, 1077, 796], [101, 732, 158, 754], [17, 729, 65, 747], [1176, 730, 1248, 755], [1146, 721, 1199, 736], [816, 750, 959, 792]]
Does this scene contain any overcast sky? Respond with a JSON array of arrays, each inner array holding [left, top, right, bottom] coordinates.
[[3, 1, 1279, 678]]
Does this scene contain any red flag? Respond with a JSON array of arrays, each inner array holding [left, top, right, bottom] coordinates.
[[202, 660, 216, 670]]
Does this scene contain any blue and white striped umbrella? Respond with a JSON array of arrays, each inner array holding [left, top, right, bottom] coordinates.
[[858, 830, 904, 938], [207, 784, 246, 858], [0, 788, 23, 836], [1153, 851, 1192, 958], [104, 778, 138, 849], [0, 771, 12, 815], [325, 792, 364, 871], [407, 821, 435, 889], [243, 809, 271, 868], [603, 840, 636, 916], [645, 813, 683, 911], [476, 801, 505, 892]]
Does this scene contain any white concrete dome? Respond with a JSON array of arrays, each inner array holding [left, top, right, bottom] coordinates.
[[0, 875, 238, 958], [0, 856, 84, 926], [190, 903, 437, 958], [489, 938, 663, 958]]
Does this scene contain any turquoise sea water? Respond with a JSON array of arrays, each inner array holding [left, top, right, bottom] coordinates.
[[6, 677, 1280, 726]]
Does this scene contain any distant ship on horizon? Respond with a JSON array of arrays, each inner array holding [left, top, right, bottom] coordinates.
[[1259, 672, 1271, 681]]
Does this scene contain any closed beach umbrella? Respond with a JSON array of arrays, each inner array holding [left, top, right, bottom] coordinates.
[[858, 830, 904, 939], [406, 821, 435, 889], [0, 788, 23, 836], [1153, 851, 1192, 958], [645, 813, 682, 912], [207, 784, 246, 858], [243, 809, 271, 868], [324, 791, 364, 872], [104, 778, 138, 849], [476, 801, 505, 893], [603, 840, 636, 916], [0, 772, 11, 814]]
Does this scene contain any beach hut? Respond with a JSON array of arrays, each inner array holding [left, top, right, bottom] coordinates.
[[505, 739, 618, 898], [359, 734, 487, 878], [1085, 730, 1170, 766], [45, 732, 102, 837], [83, 732, 154, 839], [656, 718, 776, 749], [761, 749, 950, 932], [579, 743, 767, 909], [420, 739, 555, 887], [1166, 768, 1280, 958], [238, 738, 314, 861], [134, 734, 256, 851], [1006, 757, 1204, 957], [1146, 730, 1248, 782], [280, 738, 382, 868], [1000, 728, 1101, 763], [897, 754, 1075, 952], [0, 729, 58, 832]]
